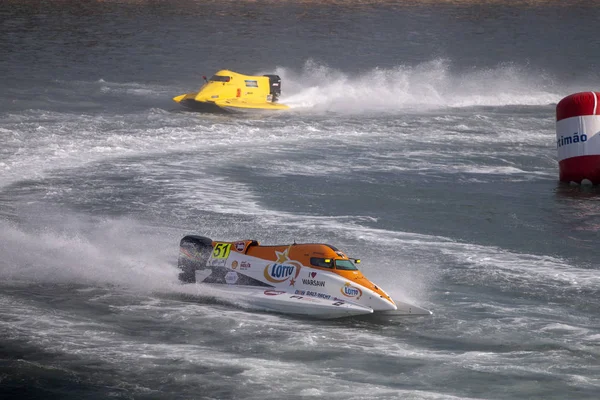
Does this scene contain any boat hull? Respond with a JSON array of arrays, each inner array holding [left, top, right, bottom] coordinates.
[[196, 284, 374, 318], [176, 98, 288, 113], [178, 99, 229, 113]]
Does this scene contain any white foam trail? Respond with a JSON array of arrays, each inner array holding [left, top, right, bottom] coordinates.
[[0, 111, 274, 188], [0, 217, 179, 291], [272, 59, 563, 112]]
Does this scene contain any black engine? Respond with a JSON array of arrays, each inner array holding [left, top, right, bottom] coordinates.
[[177, 235, 213, 283], [263, 74, 282, 102]]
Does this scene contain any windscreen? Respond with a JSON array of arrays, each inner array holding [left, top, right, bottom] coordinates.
[[310, 257, 333, 268], [335, 259, 358, 271], [210, 75, 231, 82]]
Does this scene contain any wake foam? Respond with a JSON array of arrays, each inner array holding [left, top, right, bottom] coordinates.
[[271, 59, 564, 112], [0, 215, 180, 292]]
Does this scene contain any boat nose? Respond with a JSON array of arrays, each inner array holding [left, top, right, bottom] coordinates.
[[371, 294, 397, 311]]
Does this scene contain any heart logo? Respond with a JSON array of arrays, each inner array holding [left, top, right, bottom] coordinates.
[[310, 272, 317, 278]]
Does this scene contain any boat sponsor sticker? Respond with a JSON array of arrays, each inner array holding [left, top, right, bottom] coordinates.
[[263, 248, 302, 286], [263, 290, 286, 296], [291, 293, 346, 306], [245, 80, 258, 87], [240, 261, 251, 270], [235, 242, 245, 252], [295, 290, 331, 300], [226, 258, 250, 271], [308, 272, 317, 278], [340, 283, 362, 299], [225, 271, 239, 285], [301, 278, 325, 287]]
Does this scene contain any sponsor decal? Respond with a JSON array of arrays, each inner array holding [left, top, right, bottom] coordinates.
[[240, 261, 251, 270], [263, 248, 302, 286], [231, 261, 238, 269], [301, 279, 325, 287], [235, 242, 245, 252], [264, 290, 285, 296], [295, 289, 332, 300], [306, 290, 331, 300], [225, 271, 239, 285], [309, 272, 317, 278], [208, 258, 227, 267], [245, 80, 258, 87], [340, 282, 362, 299]]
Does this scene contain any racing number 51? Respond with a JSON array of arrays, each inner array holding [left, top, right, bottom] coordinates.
[[212, 243, 232, 259]]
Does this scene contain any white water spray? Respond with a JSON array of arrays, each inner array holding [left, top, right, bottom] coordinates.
[[270, 59, 562, 112]]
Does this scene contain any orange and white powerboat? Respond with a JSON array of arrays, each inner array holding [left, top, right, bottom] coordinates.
[[178, 235, 431, 319]]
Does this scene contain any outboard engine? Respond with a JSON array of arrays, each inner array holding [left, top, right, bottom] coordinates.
[[177, 235, 213, 283], [263, 74, 282, 102]]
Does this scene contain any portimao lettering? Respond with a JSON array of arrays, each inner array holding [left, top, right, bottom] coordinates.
[[557, 133, 587, 148]]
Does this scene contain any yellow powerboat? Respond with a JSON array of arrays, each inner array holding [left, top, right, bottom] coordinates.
[[173, 70, 289, 113]]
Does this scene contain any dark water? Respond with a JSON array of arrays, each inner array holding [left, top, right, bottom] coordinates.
[[1, 1, 600, 399]]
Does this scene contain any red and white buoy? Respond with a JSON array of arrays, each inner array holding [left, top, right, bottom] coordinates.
[[556, 92, 600, 184]]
